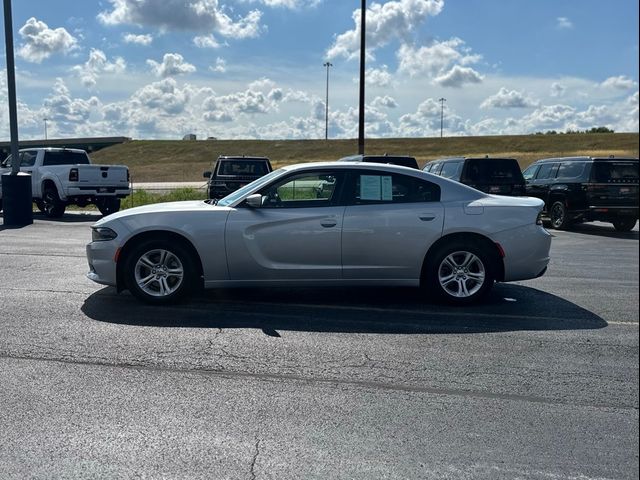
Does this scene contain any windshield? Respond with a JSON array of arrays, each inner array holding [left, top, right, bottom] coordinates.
[[591, 161, 639, 183], [217, 168, 286, 206]]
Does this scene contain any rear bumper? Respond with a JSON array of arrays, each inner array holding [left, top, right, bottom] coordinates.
[[66, 186, 132, 199], [494, 224, 552, 282]]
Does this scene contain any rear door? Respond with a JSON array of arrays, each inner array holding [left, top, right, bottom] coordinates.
[[341, 170, 444, 281]]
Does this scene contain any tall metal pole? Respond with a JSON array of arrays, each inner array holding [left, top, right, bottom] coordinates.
[[439, 97, 446, 138], [3, 0, 33, 226], [323, 62, 332, 140], [357, 0, 366, 154], [44, 117, 48, 140], [3, 0, 19, 175]]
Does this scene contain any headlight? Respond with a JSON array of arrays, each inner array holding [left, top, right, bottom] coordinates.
[[91, 226, 118, 242]]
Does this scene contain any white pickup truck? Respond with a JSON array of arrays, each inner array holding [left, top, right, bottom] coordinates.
[[0, 147, 131, 217]]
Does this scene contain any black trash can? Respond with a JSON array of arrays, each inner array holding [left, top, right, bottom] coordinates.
[[1, 173, 33, 226]]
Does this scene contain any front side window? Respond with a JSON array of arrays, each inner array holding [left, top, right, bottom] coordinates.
[[535, 163, 559, 180], [348, 172, 440, 204], [522, 164, 539, 181], [259, 172, 342, 208]]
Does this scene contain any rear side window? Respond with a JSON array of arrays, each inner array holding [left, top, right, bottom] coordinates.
[[591, 161, 639, 183], [43, 151, 90, 166], [535, 163, 559, 180], [350, 172, 440, 204], [439, 161, 463, 179], [425, 162, 442, 175], [218, 160, 269, 176], [556, 162, 586, 179], [463, 159, 524, 183]]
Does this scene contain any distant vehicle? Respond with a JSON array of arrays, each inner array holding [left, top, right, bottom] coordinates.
[[203, 155, 272, 199], [523, 156, 639, 231], [87, 161, 551, 306], [338, 154, 419, 169], [0, 147, 130, 217], [423, 156, 526, 196]]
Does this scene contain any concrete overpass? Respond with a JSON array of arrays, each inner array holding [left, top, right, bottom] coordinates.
[[0, 136, 130, 159]]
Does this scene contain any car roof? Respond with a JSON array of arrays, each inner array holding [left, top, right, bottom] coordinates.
[[217, 155, 269, 160], [534, 156, 639, 163]]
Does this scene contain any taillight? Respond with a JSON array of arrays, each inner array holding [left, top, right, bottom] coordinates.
[[69, 168, 79, 181]]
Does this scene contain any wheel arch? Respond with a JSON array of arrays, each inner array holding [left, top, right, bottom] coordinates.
[[116, 230, 204, 292], [421, 232, 505, 283]]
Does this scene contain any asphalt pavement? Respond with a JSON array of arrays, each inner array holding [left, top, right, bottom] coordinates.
[[0, 213, 638, 479]]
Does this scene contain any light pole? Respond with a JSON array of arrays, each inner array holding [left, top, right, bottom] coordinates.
[[323, 62, 332, 140], [358, 0, 366, 154], [44, 117, 48, 140], [438, 97, 446, 138]]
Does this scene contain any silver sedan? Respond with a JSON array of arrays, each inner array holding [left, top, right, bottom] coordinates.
[[86, 162, 551, 305]]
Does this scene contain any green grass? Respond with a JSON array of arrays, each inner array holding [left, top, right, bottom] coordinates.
[[88, 133, 639, 182], [121, 188, 207, 209]]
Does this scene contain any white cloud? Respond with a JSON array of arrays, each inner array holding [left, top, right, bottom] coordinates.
[[365, 66, 392, 87], [327, 0, 444, 60], [194, 34, 222, 48], [98, 0, 263, 39], [210, 57, 227, 73], [17, 17, 78, 63], [397, 38, 480, 78], [123, 33, 153, 45], [371, 95, 398, 109], [550, 82, 566, 97], [133, 78, 192, 114], [556, 17, 573, 29], [147, 53, 196, 77], [252, 0, 322, 8], [601, 75, 638, 90], [480, 87, 539, 109], [72, 49, 126, 89], [434, 65, 483, 88], [520, 104, 577, 131]]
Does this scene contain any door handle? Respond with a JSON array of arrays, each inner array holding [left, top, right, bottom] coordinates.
[[320, 220, 337, 228], [419, 214, 436, 221]]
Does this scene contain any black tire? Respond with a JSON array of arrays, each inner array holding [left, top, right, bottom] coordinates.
[[34, 199, 45, 213], [96, 197, 121, 216], [424, 241, 496, 305], [42, 188, 66, 218], [612, 218, 637, 232], [0, 198, 3, 212], [549, 201, 571, 230], [124, 239, 198, 305]]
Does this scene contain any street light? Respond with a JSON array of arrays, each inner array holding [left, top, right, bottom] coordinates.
[[44, 117, 48, 140], [358, 0, 366, 154], [438, 97, 446, 138], [323, 62, 332, 140]]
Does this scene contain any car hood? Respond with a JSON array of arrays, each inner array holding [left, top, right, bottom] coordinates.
[[94, 200, 225, 226]]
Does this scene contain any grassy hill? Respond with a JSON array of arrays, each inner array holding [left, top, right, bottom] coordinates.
[[89, 133, 640, 182]]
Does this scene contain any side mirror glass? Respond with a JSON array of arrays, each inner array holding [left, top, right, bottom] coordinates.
[[245, 194, 263, 208]]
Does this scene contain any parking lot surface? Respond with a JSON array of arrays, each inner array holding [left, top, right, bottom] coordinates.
[[0, 213, 638, 479]]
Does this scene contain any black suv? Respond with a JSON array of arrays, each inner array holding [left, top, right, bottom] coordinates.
[[423, 156, 526, 196], [204, 155, 272, 199], [338, 154, 419, 169], [523, 156, 639, 231]]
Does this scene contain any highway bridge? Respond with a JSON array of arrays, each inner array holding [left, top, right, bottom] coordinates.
[[0, 136, 130, 159]]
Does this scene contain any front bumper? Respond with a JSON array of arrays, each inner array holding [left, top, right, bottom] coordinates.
[[86, 241, 119, 287]]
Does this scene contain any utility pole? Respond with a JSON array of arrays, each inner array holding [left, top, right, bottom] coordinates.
[[357, 0, 366, 154], [2, 0, 33, 226], [44, 117, 48, 140], [439, 97, 446, 138], [323, 62, 332, 140]]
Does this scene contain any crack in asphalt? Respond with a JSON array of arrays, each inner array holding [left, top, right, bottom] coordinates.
[[249, 436, 260, 480], [2, 352, 637, 411]]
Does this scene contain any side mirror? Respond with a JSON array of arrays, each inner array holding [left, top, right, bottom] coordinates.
[[203, 171, 211, 178], [245, 194, 263, 208]]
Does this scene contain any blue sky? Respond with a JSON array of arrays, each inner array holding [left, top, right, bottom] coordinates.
[[1, 0, 638, 141]]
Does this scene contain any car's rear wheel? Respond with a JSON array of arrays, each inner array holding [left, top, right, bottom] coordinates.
[[612, 217, 637, 232], [550, 201, 571, 230], [124, 239, 197, 304], [425, 242, 496, 305], [96, 197, 121, 216], [42, 188, 66, 218]]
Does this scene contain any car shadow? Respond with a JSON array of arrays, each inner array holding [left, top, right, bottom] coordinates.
[[82, 283, 607, 335]]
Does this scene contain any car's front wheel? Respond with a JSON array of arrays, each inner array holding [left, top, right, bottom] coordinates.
[[425, 242, 496, 305], [612, 217, 637, 232], [124, 239, 198, 304]]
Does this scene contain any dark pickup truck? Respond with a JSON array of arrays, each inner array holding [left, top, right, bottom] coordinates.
[[203, 155, 272, 199]]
